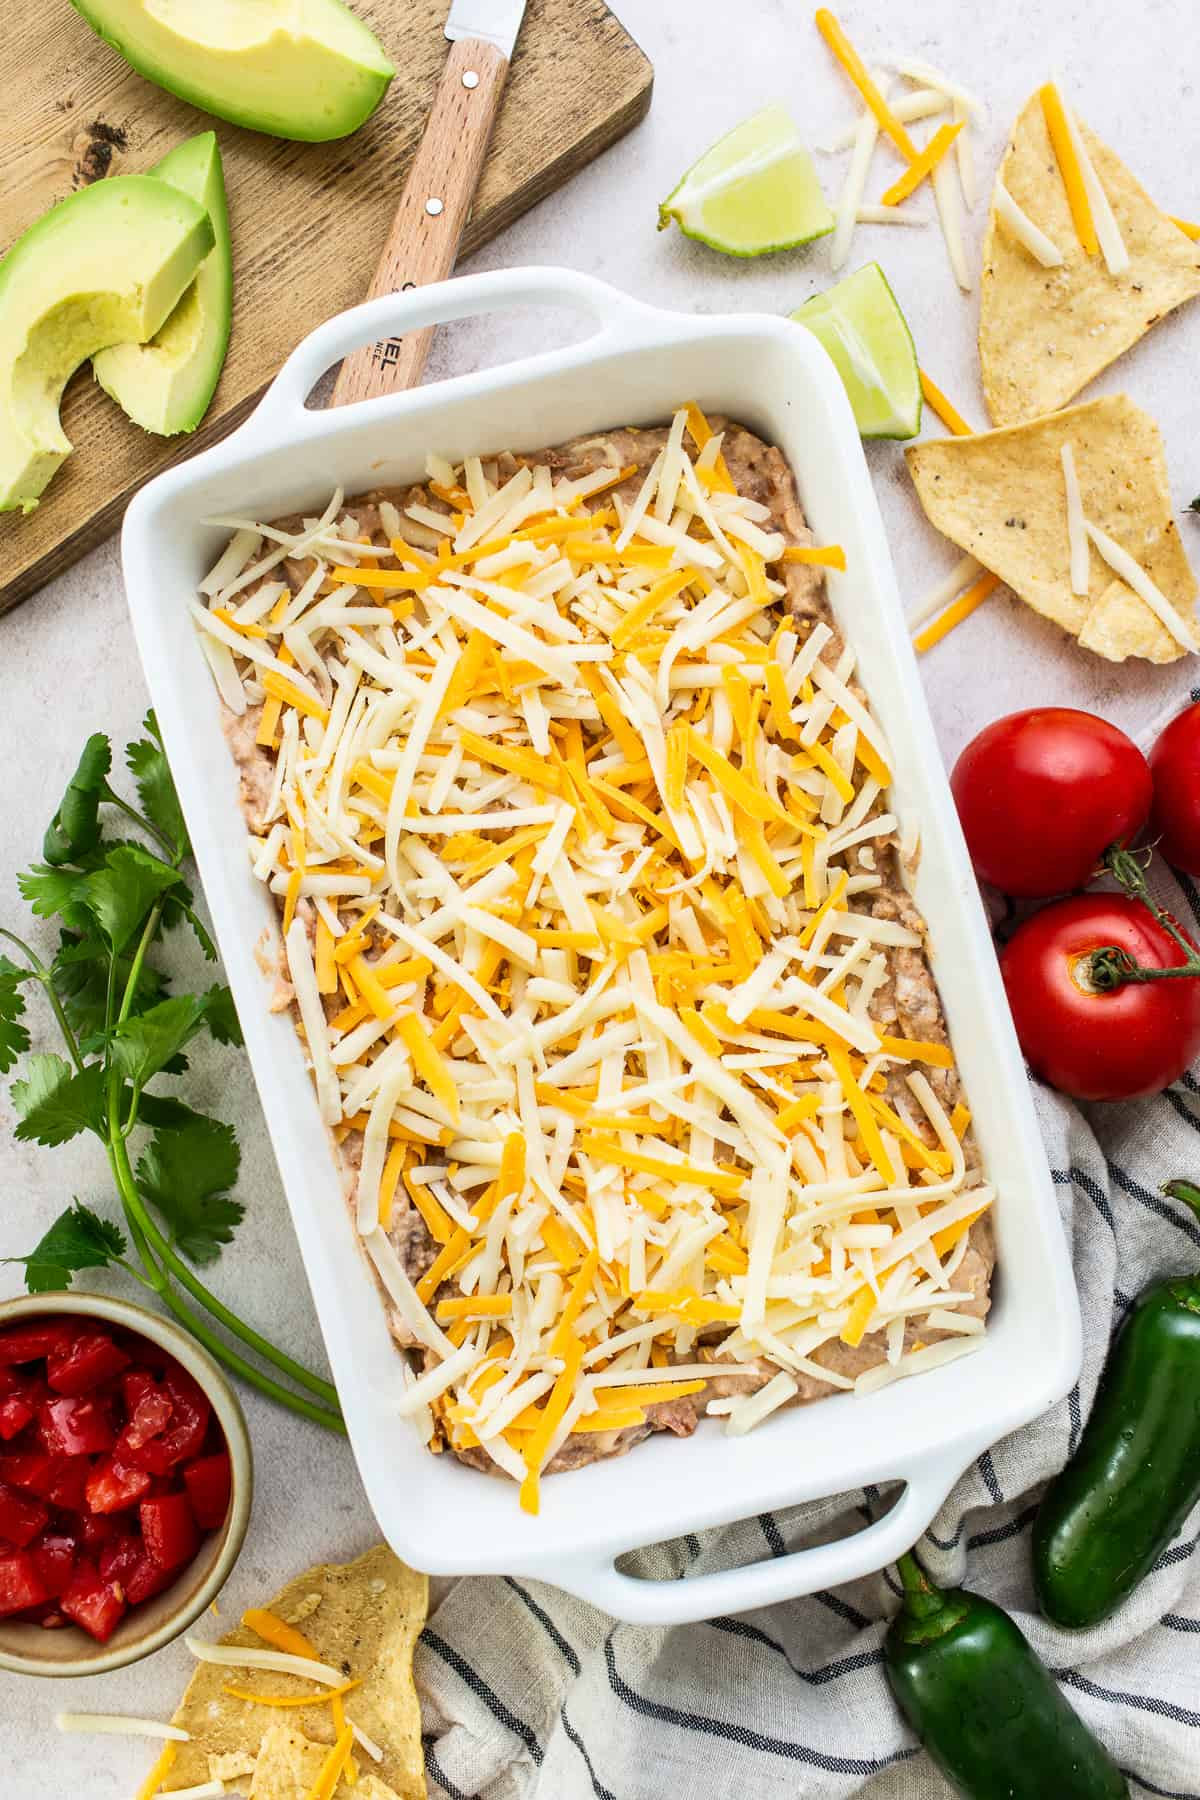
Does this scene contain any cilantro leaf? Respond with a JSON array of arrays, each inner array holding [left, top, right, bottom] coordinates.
[[203, 983, 243, 1048], [178, 902, 217, 962], [6, 1201, 127, 1294], [83, 844, 182, 953], [0, 960, 30, 1075], [11, 1055, 105, 1146], [110, 993, 207, 1091], [52, 933, 168, 1043], [18, 864, 94, 930], [43, 734, 112, 867], [127, 714, 189, 859], [136, 1118, 242, 1264]]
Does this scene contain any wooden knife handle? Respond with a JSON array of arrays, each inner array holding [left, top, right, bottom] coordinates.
[[331, 37, 509, 407]]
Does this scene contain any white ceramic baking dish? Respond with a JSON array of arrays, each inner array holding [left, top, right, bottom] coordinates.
[[121, 267, 1080, 1626]]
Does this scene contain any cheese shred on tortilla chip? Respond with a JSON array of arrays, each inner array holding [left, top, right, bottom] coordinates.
[[907, 395, 1198, 663], [980, 92, 1200, 425]]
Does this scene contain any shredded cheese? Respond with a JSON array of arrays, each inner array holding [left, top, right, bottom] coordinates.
[[994, 182, 1064, 267], [1083, 521, 1199, 653], [918, 371, 973, 437], [815, 10, 919, 159], [1060, 444, 1090, 596], [880, 121, 963, 207], [1039, 82, 1098, 255], [55, 1715, 189, 1742], [198, 406, 991, 1512], [913, 572, 1002, 654]]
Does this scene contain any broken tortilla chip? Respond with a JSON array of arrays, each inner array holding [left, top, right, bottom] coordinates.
[[248, 1722, 406, 1800], [980, 92, 1200, 425], [906, 394, 1197, 663], [158, 1545, 426, 1799]]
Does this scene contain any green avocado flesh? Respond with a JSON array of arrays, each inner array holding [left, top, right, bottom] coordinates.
[[0, 176, 213, 513], [69, 0, 395, 142], [93, 132, 233, 436]]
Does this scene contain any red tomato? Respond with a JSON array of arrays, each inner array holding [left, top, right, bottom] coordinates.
[[0, 1479, 50, 1548], [120, 1363, 208, 1474], [1001, 894, 1200, 1099], [952, 709, 1152, 898], [140, 1493, 198, 1570], [0, 1549, 48, 1617], [46, 1332, 130, 1396], [0, 1376, 42, 1441], [183, 1452, 232, 1530], [30, 1531, 77, 1598], [84, 1456, 152, 1515], [39, 1395, 114, 1459], [60, 1557, 126, 1642], [1149, 701, 1200, 877], [0, 1322, 74, 1366]]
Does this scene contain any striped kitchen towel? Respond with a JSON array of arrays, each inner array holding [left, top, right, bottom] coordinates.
[[415, 696, 1200, 1800]]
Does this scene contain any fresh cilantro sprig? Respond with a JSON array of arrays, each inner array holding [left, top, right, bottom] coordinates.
[[0, 717, 342, 1434]]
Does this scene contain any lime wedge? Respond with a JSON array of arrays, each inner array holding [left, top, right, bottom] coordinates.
[[658, 105, 834, 257], [792, 263, 922, 439]]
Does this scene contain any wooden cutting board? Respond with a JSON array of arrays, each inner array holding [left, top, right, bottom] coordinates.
[[0, 0, 652, 617]]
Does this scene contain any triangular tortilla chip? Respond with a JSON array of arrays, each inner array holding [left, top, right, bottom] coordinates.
[[906, 395, 1197, 663], [163, 1545, 427, 1799], [980, 93, 1200, 425]]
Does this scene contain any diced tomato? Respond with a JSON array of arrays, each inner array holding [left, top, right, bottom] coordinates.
[[79, 1510, 125, 1552], [120, 1370, 156, 1414], [139, 1493, 198, 1570], [84, 1456, 152, 1515], [0, 1450, 87, 1512], [39, 1395, 114, 1459], [98, 1533, 144, 1592], [31, 1532, 77, 1598], [0, 1388, 39, 1441], [0, 1322, 74, 1366], [118, 1387, 174, 1456], [182, 1452, 232, 1530], [124, 1550, 175, 1607], [60, 1557, 126, 1642], [121, 1364, 209, 1473], [0, 1479, 50, 1548], [0, 1549, 49, 1617], [46, 1332, 130, 1396]]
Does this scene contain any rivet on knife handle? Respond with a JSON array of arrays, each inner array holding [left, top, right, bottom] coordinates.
[[331, 37, 509, 407]]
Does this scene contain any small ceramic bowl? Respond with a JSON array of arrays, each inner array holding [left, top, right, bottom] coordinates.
[[0, 1290, 252, 1677]]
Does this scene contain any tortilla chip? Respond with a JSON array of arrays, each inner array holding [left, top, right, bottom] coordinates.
[[980, 93, 1200, 425], [906, 394, 1197, 662], [246, 1723, 323, 1798], [163, 1545, 427, 1800], [247, 1724, 406, 1800]]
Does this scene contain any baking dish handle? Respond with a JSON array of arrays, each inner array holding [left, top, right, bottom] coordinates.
[[546, 1449, 966, 1627], [240, 266, 663, 439]]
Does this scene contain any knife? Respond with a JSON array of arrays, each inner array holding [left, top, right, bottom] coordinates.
[[331, 0, 527, 406]]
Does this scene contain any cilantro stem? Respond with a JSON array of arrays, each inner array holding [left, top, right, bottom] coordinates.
[[107, 1127, 343, 1430], [101, 786, 178, 863], [0, 928, 85, 1075]]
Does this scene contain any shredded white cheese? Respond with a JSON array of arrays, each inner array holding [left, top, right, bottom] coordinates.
[[1060, 444, 1090, 596], [994, 182, 1064, 267]]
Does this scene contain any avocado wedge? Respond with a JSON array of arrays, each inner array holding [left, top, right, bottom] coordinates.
[[0, 177, 213, 513], [93, 133, 232, 436], [69, 0, 394, 143]]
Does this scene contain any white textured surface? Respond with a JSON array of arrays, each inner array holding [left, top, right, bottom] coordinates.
[[2, 3, 1198, 1793]]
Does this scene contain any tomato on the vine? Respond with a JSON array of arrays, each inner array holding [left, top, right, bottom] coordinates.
[[1000, 894, 1200, 1101], [1149, 701, 1200, 877], [952, 709, 1152, 898]]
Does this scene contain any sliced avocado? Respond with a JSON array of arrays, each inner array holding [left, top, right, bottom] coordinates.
[[69, 0, 395, 143], [93, 133, 232, 436], [0, 177, 213, 514]]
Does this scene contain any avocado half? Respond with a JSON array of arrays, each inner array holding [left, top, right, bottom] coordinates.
[[68, 0, 395, 143], [0, 178, 213, 513], [93, 132, 232, 436]]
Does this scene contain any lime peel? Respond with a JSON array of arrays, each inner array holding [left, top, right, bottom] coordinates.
[[659, 105, 834, 258]]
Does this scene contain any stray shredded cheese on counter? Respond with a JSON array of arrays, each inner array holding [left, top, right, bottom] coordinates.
[[199, 406, 991, 1511]]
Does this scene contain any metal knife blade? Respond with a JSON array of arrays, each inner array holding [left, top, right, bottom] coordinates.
[[444, 0, 527, 60]]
